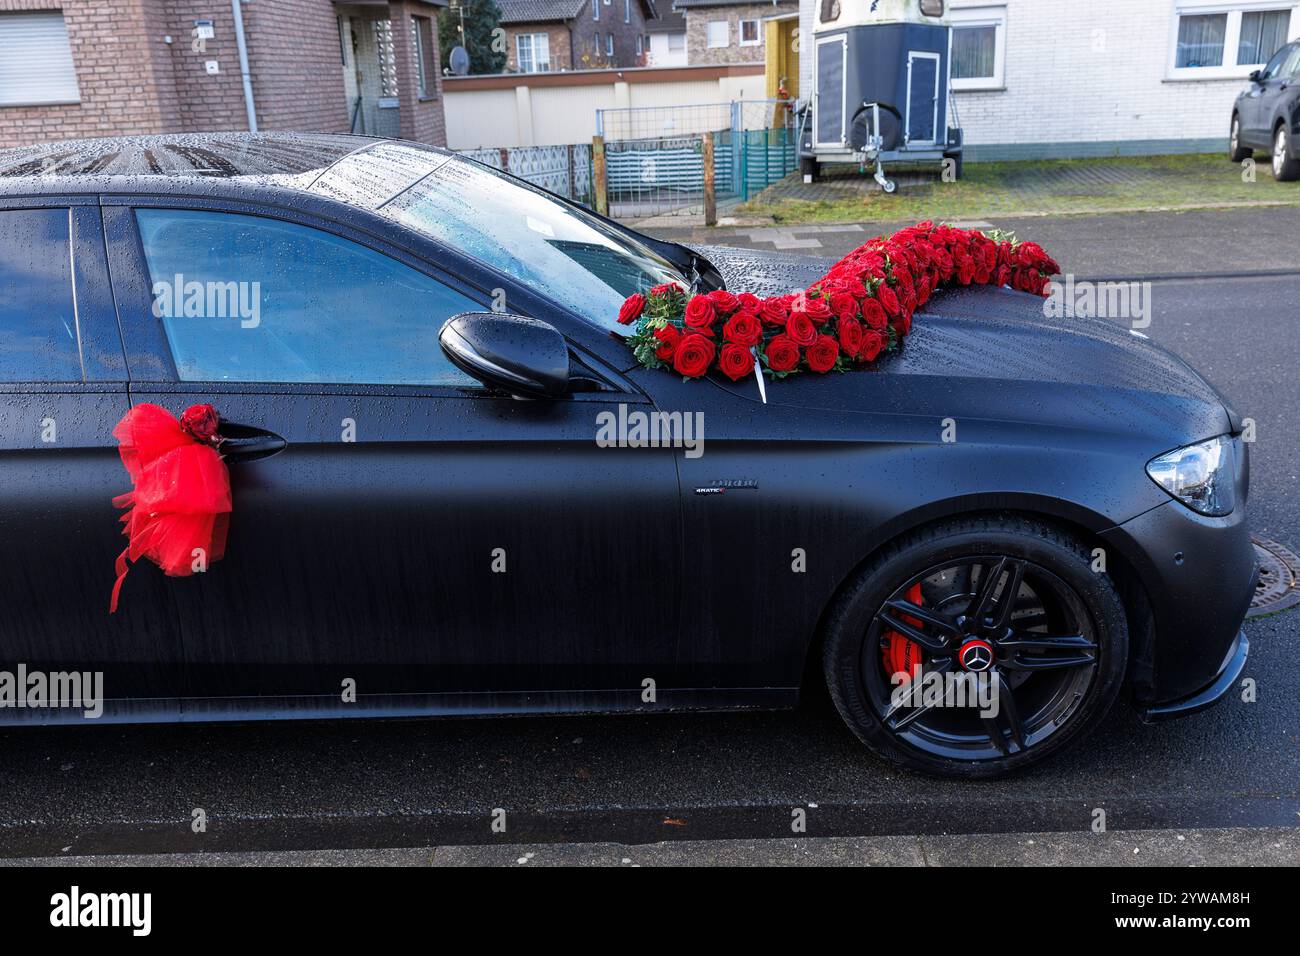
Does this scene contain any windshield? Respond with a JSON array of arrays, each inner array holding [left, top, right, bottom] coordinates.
[[381, 157, 689, 332]]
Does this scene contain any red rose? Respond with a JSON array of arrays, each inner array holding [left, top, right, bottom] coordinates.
[[859, 329, 887, 362], [829, 292, 859, 321], [650, 282, 682, 297], [861, 299, 888, 331], [786, 312, 818, 347], [764, 334, 800, 372], [717, 343, 755, 382], [683, 295, 716, 331], [875, 283, 900, 317], [760, 297, 791, 326], [736, 292, 762, 313], [837, 317, 864, 359], [653, 324, 682, 361], [707, 289, 740, 314], [798, 294, 832, 322], [673, 333, 715, 378], [805, 334, 840, 374], [723, 310, 762, 347], [618, 293, 646, 325], [181, 403, 220, 443]]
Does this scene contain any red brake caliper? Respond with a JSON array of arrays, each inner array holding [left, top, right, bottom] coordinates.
[[881, 583, 925, 683]]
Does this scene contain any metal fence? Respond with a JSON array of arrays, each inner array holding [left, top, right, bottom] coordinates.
[[459, 143, 595, 205], [456, 100, 798, 220], [605, 125, 797, 219], [600, 100, 798, 219]]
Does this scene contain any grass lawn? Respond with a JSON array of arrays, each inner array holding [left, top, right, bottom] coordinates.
[[738, 153, 1300, 224]]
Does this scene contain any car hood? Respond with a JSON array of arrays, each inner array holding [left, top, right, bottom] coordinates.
[[691, 243, 1234, 447]]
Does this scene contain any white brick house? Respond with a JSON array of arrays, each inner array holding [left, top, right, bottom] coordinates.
[[798, 0, 1300, 159]]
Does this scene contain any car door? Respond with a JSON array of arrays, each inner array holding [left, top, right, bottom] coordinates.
[[0, 200, 184, 715], [102, 199, 682, 709], [1245, 43, 1295, 142]]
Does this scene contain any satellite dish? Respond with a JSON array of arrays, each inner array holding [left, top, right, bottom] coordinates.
[[449, 46, 470, 76]]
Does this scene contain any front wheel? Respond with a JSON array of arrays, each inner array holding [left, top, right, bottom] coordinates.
[[822, 516, 1128, 778], [1229, 115, 1251, 162], [1272, 124, 1300, 181]]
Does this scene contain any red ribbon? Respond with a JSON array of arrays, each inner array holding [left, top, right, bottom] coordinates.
[[109, 404, 232, 613]]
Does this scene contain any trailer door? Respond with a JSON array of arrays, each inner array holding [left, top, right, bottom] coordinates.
[[815, 34, 848, 148], [906, 51, 940, 146]]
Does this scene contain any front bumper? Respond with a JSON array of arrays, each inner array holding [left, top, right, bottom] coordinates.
[[1100, 498, 1257, 711], [1139, 630, 1248, 721]]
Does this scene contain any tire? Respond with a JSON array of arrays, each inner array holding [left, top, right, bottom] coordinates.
[[1229, 114, 1252, 162], [822, 515, 1128, 779], [1272, 123, 1300, 181]]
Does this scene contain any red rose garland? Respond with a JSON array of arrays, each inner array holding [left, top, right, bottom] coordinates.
[[620, 221, 1060, 380]]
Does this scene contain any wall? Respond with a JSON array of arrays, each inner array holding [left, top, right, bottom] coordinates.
[[502, 22, 574, 71], [0, 0, 181, 146], [443, 63, 767, 147], [0, 0, 447, 148], [646, 31, 688, 67], [684, 2, 797, 65], [948, 0, 1298, 158]]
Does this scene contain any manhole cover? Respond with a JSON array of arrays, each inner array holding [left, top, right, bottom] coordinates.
[[1249, 536, 1300, 617]]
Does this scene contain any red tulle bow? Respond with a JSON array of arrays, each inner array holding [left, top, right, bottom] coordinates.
[[109, 403, 232, 613]]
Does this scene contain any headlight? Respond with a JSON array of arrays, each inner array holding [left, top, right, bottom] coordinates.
[[1146, 435, 1236, 516]]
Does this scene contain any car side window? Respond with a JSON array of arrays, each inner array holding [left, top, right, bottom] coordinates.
[[1283, 45, 1300, 78], [1259, 44, 1291, 80], [0, 207, 82, 383], [134, 208, 480, 386]]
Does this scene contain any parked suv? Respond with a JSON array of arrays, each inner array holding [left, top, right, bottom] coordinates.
[[1230, 41, 1300, 181]]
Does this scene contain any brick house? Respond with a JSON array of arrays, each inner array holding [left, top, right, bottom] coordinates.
[[0, 0, 449, 149], [676, 0, 795, 65], [499, 0, 660, 72]]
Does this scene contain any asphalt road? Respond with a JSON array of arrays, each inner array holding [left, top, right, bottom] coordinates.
[[1, 212, 1296, 860]]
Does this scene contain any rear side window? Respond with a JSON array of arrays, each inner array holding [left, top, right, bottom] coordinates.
[[134, 208, 479, 386], [0, 207, 81, 383]]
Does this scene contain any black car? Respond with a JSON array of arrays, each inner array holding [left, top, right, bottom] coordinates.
[[1231, 40, 1300, 180], [0, 133, 1255, 777]]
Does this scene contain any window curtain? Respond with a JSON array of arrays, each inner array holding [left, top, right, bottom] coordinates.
[[1237, 9, 1291, 65], [1176, 13, 1227, 68], [952, 25, 997, 79]]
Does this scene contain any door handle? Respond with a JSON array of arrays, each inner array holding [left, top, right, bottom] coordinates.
[[219, 424, 288, 462]]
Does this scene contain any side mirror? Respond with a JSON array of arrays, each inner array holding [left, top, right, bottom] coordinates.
[[439, 312, 571, 399], [1249, 69, 1263, 83]]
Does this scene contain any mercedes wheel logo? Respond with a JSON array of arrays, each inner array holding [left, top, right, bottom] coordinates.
[[959, 639, 995, 672]]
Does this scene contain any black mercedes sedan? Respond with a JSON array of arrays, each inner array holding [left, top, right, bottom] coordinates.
[[1230, 39, 1300, 180], [0, 133, 1254, 777]]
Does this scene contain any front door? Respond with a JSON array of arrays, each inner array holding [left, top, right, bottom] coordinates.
[[104, 202, 682, 707]]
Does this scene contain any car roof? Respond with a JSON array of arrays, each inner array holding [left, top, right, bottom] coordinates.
[[0, 132, 459, 211]]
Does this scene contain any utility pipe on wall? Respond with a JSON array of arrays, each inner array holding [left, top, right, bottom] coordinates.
[[231, 0, 258, 132]]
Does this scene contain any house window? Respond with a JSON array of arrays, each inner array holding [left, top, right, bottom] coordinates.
[[411, 17, 437, 97], [1171, 4, 1297, 79], [949, 5, 1006, 91], [607, 33, 614, 56], [1238, 8, 1292, 64], [375, 19, 400, 97], [625, 0, 631, 23], [516, 32, 551, 73], [0, 12, 81, 106], [707, 20, 729, 48], [740, 19, 761, 45], [668, 32, 685, 51], [636, 34, 643, 55], [593, 0, 599, 20]]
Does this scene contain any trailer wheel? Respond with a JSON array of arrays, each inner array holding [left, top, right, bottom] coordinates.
[[944, 152, 964, 181], [801, 157, 820, 183]]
